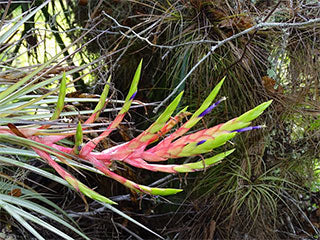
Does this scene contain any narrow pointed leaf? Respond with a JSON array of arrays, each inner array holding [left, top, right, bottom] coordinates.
[[148, 106, 190, 143], [77, 181, 116, 205], [120, 59, 142, 113], [185, 77, 225, 128], [173, 149, 235, 172], [51, 73, 67, 120], [139, 91, 184, 143], [6, 204, 74, 240], [0, 199, 44, 239], [191, 77, 225, 117], [0, 65, 88, 117], [220, 100, 272, 131], [0, 194, 89, 239], [74, 122, 83, 155], [237, 100, 272, 122], [85, 155, 182, 196], [86, 76, 111, 123], [0, 0, 50, 44], [179, 132, 237, 156], [152, 78, 226, 146], [148, 91, 184, 134], [139, 185, 183, 195]]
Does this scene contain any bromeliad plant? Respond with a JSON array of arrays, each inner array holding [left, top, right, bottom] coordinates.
[[0, 60, 272, 205]]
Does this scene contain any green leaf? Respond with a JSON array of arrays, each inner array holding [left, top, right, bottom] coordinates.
[[0, 1, 50, 44], [5, 203, 74, 240], [190, 77, 225, 118], [0, 199, 45, 240], [237, 100, 272, 123], [77, 181, 116, 205], [219, 121, 251, 132], [50, 72, 67, 120], [0, 194, 89, 239], [0, 64, 87, 112], [92, 75, 111, 116], [74, 121, 83, 155], [173, 149, 235, 172], [147, 91, 184, 135], [119, 59, 142, 114], [179, 132, 237, 156], [125, 59, 142, 102], [139, 185, 183, 196]]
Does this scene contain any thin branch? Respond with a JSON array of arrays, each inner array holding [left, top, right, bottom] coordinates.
[[102, 11, 219, 49], [281, 190, 320, 236], [114, 222, 144, 240], [222, 0, 282, 76], [153, 17, 320, 112], [0, 0, 12, 31], [102, 10, 320, 113]]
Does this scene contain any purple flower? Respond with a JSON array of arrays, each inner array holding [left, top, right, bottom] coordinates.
[[196, 140, 207, 146], [129, 91, 137, 100], [198, 97, 226, 118], [232, 125, 265, 133]]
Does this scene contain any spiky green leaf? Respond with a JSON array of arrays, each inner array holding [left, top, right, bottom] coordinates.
[[51, 73, 67, 120], [173, 149, 235, 172], [74, 121, 83, 155]]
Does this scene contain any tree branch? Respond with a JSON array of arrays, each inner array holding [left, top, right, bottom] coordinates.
[[101, 10, 320, 112], [102, 11, 219, 49], [153, 17, 320, 112]]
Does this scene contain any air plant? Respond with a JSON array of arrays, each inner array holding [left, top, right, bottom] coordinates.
[[0, 60, 272, 205]]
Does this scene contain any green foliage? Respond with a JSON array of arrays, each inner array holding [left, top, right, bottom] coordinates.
[[50, 72, 67, 120], [1, 1, 319, 239], [309, 116, 320, 131]]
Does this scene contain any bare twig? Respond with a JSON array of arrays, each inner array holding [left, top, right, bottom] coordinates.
[[153, 17, 320, 112], [114, 222, 144, 240], [0, 0, 12, 31], [102, 11, 219, 49], [281, 190, 320, 236], [222, 1, 282, 77], [102, 10, 320, 113]]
